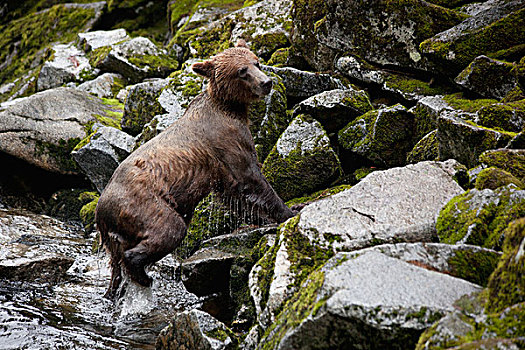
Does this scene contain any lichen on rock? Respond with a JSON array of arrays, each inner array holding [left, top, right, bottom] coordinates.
[[437, 185, 525, 250], [338, 104, 416, 168], [262, 114, 342, 201]]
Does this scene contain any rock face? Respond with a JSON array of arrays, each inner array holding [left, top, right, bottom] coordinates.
[[157, 309, 236, 350], [437, 111, 514, 168], [0, 2, 106, 103], [437, 185, 525, 250], [292, 89, 373, 133], [0, 208, 77, 284], [77, 29, 130, 51], [262, 115, 342, 201], [90, 36, 178, 83], [455, 55, 518, 100], [263, 66, 348, 100], [420, 1, 525, 75], [262, 251, 481, 350], [37, 43, 97, 92], [121, 78, 170, 135], [0, 87, 117, 174], [297, 160, 464, 252], [76, 73, 127, 99], [292, 0, 466, 71], [72, 126, 135, 192], [338, 104, 415, 167]]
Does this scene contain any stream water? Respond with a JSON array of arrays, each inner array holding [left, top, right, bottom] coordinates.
[[0, 208, 202, 350]]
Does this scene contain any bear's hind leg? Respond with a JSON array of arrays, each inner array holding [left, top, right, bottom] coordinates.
[[122, 213, 187, 287]]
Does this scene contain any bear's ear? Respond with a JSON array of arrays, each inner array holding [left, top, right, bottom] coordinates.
[[235, 39, 249, 49], [192, 60, 214, 78]]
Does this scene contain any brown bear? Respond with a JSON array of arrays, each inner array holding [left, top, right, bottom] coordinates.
[[95, 40, 294, 299]]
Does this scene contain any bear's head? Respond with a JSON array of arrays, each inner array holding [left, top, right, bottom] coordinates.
[[192, 40, 273, 104]]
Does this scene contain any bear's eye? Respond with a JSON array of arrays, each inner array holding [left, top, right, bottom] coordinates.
[[238, 66, 248, 79]]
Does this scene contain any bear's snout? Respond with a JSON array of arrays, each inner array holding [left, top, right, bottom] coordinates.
[[261, 78, 272, 95]]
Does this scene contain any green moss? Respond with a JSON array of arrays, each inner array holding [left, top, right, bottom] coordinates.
[[0, 4, 98, 101], [443, 93, 498, 113], [256, 232, 280, 311], [285, 184, 351, 207], [338, 105, 415, 167], [437, 186, 525, 250], [486, 218, 525, 313], [475, 167, 524, 190], [251, 32, 290, 60], [168, 0, 198, 33], [479, 149, 525, 182], [128, 53, 179, 73], [420, 8, 525, 74], [501, 85, 525, 103], [267, 48, 290, 67], [88, 46, 112, 68], [447, 249, 501, 287], [476, 100, 525, 133], [110, 76, 128, 98], [262, 115, 342, 201], [281, 216, 333, 291], [407, 130, 439, 164], [384, 73, 453, 97], [261, 268, 326, 350], [35, 138, 82, 173], [79, 194, 99, 233], [173, 16, 236, 60], [204, 327, 233, 342]]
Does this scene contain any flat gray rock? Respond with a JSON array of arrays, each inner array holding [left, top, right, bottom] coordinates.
[[269, 251, 482, 350], [0, 208, 80, 284], [298, 160, 465, 251], [77, 28, 130, 51], [76, 73, 126, 98], [0, 87, 109, 174]]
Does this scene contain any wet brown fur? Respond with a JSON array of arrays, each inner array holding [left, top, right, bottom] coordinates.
[[95, 42, 294, 299]]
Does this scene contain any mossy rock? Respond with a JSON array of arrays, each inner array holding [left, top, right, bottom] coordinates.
[[479, 149, 525, 182], [89, 38, 178, 83], [79, 192, 100, 233], [407, 130, 439, 164], [121, 79, 170, 136], [0, 3, 104, 102], [338, 104, 416, 168], [486, 218, 525, 313], [416, 293, 525, 349], [383, 73, 454, 101], [173, 0, 292, 61], [292, 0, 466, 72], [455, 55, 519, 100], [442, 92, 498, 114], [437, 185, 525, 250], [267, 47, 290, 67], [293, 88, 373, 134], [420, 7, 525, 76], [176, 193, 246, 259], [262, 114, 342, 201], [474, 167, 524, 190], [285, 184, 351, 208], [249, 72, 290, 162], [437, 113, 515, 169], [476, 99, 525, 133]]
